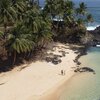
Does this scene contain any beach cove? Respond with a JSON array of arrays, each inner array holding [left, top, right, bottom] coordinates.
[[58, 47, 100, 100], [0, 43, 81, 100], [0, 0, 100, 100], [41, 46, 100, 100]]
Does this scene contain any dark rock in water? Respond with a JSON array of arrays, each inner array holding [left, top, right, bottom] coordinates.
[[77, 62, 81, 65], [74, 68, 80, 72], [73, 59, 76, 63], [89, 26, 100, 45], [81, 67, 94, 72], [74, 67, 95, 74], [74, 51, 79, 54]]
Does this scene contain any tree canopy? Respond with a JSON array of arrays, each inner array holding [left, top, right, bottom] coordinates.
[[0, 0, 93, 67]]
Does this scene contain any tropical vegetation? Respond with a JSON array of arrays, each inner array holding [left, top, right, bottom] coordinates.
[[0, 0, 93, 71]]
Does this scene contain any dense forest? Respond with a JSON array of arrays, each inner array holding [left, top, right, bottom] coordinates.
[[0, 0, 93, 71]]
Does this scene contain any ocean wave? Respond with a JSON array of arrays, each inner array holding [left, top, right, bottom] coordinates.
[[87, 25, 100, 31]]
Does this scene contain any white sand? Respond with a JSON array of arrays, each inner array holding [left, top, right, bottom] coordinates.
[[0, 43, 78, 100]]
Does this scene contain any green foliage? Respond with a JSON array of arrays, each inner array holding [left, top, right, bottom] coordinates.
[[76, 2, 87, 15], [0, 0, 93, 66], [35, 17, 53, 46], [6, 23, 34, 53], [44, 0, 93, 26], [86, 14, 94, 22], [0, 31, 4, 37], [0, 0, 17, 25]]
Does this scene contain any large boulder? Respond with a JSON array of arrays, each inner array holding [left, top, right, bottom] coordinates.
[[89, 26, 100, 44]]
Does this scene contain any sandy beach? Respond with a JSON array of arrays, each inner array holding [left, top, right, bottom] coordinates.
[[0, 43, 78, 100]]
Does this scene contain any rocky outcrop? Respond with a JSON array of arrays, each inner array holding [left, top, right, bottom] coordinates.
[[74, 67, 95, 74], [88, 26, 100, 46]]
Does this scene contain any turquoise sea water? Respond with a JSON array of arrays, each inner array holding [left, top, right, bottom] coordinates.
[[59, 47, 100, 100]]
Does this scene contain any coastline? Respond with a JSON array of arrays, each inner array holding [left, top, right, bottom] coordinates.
[[38, 44, 86, 100], [0, 43, 81, 100], [38, 71, 76, 100], [0, 0, 99, 99]]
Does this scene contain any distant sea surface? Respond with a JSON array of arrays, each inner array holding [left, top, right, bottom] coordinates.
[[39, 0, 100, 30]]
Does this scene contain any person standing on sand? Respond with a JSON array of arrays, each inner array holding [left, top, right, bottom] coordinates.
[[61, 70, 66, 75], [61, 70, 64, 75], [61, 70, 63, 75]]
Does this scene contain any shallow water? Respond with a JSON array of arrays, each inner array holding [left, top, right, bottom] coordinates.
[[59, 47, 100, 100]]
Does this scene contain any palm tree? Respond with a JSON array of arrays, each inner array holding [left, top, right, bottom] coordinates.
[[33, 0, 40, 6], [6, 23, 34, 65], [75, 2, 93, 26], [12, 0, 26, 21], [28, 0, 39, 8], [24, 7, 40, 33], [63, 0, 75, 27], [77, 18, 84, 26], [0, 0, 93, 67], [0, 0, 17, 36], [86, 14, 93, 23], [43, 0, 57, 18], [35, 17, 53, 47], [76, 2, 87, 16]]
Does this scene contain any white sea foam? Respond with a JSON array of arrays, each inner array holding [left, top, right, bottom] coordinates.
[[87, 25, 100, 31]]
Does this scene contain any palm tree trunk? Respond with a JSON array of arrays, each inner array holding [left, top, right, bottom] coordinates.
[[4, 23, 7, 38], [13, 51, 16, 65]]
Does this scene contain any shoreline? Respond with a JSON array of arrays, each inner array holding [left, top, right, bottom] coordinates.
[[39, 71, 76, 100], [0, 43, 82, 100], [38, 44, 86, 100], [28, 43, 85, 100]]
